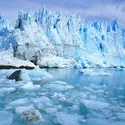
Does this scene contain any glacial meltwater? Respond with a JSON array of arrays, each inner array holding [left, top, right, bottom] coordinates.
[[0, 68, 125, 125]]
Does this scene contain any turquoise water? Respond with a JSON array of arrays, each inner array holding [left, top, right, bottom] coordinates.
[[0, 68, 125, 125]]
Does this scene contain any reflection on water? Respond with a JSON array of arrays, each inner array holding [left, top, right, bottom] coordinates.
[[47, 68, 125, 100]]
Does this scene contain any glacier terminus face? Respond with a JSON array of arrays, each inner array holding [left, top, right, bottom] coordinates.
[[0, 6, 125, 68]]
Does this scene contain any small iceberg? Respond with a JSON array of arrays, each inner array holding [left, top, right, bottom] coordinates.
[[28, 68, 52, 80], [0, 87, 16, 93], [8, 98, 29, 107], [83, 99, 110, 109], [20, 82, 40, 91], [56, 112, 82, 125], [79, 69, 111, 76], [43, 81, 74, 91]]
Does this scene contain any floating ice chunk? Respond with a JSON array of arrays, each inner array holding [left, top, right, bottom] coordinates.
[[56, 112, 81, 125], [117, 113, 125, 121], [84, 87, 95, 93], [15, 105, 34, 114], [21, 70, 31, 82], [45, 107, 58, 114], [83, 99, 110, 109], [70, 105, 79, 112], [32, 96, 52, 104], [28, 69, 52, 80], [79, 69, 85, 74], [0, 87, 16, 93], [32, 96, 53, 109], [52, 92, 66, 101], [20, 107, 43, 124], [89, 83, 101, 90], [87, 118, 110, 125], [8, 98, 29, 106], [0, 111, 13, 125], [20, 82, 40, 90], [43, 81, 74, 91]]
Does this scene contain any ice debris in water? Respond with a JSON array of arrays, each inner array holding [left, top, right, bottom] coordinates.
[[52, 92, 66, 101], [0, 111, 13, 125], [20, 106, 43, 124], [21, 70, 31, 82], [56, 112, 82, 125], [28, 69, 52, 80], [117, 113, 125, 121], [8, 98, 29, 107], [15, 105, 43, 124], [0, 87, 16, 93], [87, 118, 110, 125], [32, 96, 53, 110], [15, 105, 34, 114], [43, 81, 74, 91], [83, 99, 110, 109], [79, 69, 111, 76], [20, 68, 52, 82], [45, 107, 58, 114], [20, 82, 40, 90]]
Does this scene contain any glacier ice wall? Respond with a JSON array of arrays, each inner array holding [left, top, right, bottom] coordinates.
[[0, 7, 125, 67]]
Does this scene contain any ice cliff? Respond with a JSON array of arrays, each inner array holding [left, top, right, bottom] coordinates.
[[0, 7, 125, 68]]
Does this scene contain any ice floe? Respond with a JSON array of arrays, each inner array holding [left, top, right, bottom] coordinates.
[[83, 99, 110, 109], [0, 111, 13, 125], [117, 113, 125, 121], [28, 68, 52, 80], [56, 112, 82, 125], [43, 81, 74, 91], [20, 82, 40, 91], [0, 87, 16, 93], [8, 98, 29, 107]]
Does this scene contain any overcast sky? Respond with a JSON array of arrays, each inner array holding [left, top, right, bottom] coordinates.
[[0, 0, 125, 27]]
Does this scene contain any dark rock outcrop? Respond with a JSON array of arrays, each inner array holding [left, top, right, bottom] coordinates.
[[8, 70, 21, 81]]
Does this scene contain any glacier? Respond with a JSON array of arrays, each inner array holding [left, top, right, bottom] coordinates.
[[0, 6, 125, 68]]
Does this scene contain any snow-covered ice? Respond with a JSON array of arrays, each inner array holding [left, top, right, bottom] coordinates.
[[38, 56, 75, 68], [0, 51, 35, 68], [0, 7, 125, 68]]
